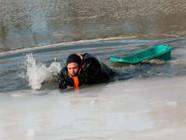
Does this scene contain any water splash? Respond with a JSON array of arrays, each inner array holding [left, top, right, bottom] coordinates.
[[24, 54, 61, 90]]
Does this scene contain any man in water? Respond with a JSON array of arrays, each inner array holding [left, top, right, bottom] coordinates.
[[59, 53, 116, 90]]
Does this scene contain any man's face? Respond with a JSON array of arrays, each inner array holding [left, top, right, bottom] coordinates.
[[67, 62, 79, 77]]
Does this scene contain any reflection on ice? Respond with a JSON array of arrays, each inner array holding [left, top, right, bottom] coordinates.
[[0, 75, 186, 139]]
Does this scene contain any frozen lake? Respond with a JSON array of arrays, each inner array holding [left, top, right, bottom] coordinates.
[[1, 0, 186, 139], [0, 75, 186, 140], [0, 38, 186, 139]]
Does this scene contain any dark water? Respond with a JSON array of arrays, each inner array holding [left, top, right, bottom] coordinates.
[[0, 38, 186, 92]]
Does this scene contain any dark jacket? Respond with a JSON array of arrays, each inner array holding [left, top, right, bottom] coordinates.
[[59, 53, 116, 89]]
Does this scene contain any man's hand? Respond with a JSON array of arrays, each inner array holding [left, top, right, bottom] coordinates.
[[65, 77, 74, 86], [59, 79, 67, 89], [59, 77, 74, 89]]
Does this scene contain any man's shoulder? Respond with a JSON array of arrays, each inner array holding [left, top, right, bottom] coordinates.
[[82, 53, 98, 62], [82, 53, 93, 59], [81, 53, 101, 69]]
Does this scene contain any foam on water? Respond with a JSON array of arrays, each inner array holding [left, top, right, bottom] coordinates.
[[24, 54, 61, 90]]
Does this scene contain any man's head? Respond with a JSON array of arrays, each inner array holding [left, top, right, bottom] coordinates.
[[66, 54, 82, 77]]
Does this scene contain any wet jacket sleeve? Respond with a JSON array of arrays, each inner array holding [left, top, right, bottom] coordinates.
[[77, 56, 102, 85]]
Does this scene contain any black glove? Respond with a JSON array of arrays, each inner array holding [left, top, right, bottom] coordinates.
[[65, 77, 74, 86], [59, 77, 74, 89], [59, 79, 67, 89]]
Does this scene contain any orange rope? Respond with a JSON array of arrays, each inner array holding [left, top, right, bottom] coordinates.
[[78, 54, 84, 64], [72, 76, 79, 92]]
